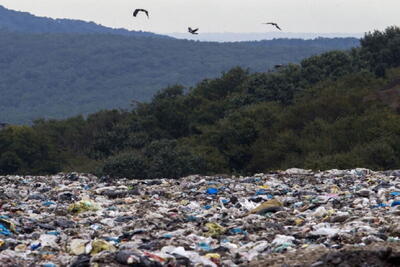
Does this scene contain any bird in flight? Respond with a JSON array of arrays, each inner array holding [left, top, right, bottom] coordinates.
[[188, 27, 199, 35], [133, 9, 149, 19], [263, 22, 282, 31]]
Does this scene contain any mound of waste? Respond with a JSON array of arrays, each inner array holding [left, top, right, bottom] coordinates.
[[1, 168, 400, 266]]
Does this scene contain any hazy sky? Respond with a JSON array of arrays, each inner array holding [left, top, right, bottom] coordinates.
[[0, 0, 398, 34]]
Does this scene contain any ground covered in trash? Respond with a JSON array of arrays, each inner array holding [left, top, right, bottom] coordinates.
[[249, 243, 400, 266], [1, 168, 400, 266]]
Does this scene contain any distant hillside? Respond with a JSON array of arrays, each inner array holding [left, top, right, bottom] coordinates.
[[0, 29, 360, 124], [169, 32, 364, 42], [0, 5, 164, 38], [0, 5, 360, 124], [1, 27, 398, 177]]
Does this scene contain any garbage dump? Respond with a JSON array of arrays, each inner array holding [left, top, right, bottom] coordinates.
[[1, 168, 400, 266]]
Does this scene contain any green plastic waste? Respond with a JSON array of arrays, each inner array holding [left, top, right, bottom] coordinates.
[[205, 223, 226, 238], [248, 199, 283, 215], [90, 239, 116, 255], [67, 200, 99, 214]]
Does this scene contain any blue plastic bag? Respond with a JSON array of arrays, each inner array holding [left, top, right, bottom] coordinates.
[[206, 188, 219, 195]]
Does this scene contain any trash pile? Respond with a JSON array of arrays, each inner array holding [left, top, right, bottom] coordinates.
[[1, 168, 400, 266]]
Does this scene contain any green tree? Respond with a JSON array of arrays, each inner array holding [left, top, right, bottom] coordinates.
[[0, 151, 22, 174], [0, 126, 62, 174], [360, 26, 400, 76]]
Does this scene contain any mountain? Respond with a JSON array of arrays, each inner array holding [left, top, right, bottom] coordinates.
[[0, 5, 164, 38], [169, 32, 364, 42], [1, 27, 399, 177], [0, 5, 360, 124], [0, 30, 359, 124]]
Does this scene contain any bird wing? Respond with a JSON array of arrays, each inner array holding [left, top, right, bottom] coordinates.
[[192, 28, 199, 33], [263, 22, 282, 30], [133, 9, 149, 18], [188, 27, 193, 32]]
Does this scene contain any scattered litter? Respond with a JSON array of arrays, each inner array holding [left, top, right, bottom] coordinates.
[[0, 169, 399, 265], [206, 187, 219, 195]]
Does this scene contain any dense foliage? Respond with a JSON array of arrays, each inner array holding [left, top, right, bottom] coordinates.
[[1, 27, 400, 177], [0, 29, 358, 124]]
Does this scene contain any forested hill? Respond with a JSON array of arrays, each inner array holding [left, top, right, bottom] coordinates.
[[0, 27, 399, 177], [0, 29, 358, 124], [0, 5, 360, 124], [0, 5, 161, 37]]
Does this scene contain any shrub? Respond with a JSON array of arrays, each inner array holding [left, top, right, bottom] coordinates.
[[101, 151, 147, 179]]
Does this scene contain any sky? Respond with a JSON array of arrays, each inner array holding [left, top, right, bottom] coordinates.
[[0, 0, 398, 34]]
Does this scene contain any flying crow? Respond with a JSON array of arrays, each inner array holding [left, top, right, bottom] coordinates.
[[188, 27, 199, 35], [263, 22, 282, 31], [133, 9, 149, 18]]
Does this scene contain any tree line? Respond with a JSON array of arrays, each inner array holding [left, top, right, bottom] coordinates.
[[0, 29, 358, 124], [1, 27, 399, 177]]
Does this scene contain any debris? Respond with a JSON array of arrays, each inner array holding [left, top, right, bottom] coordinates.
[[206, 188, 219, 195], [67, 200, 99, 214], [205, 223, 226, 238], [248, 198, 283, 215], [0, 170, 399, 265], [70, 239, 89, 255], [90, 239, 116, 255]]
